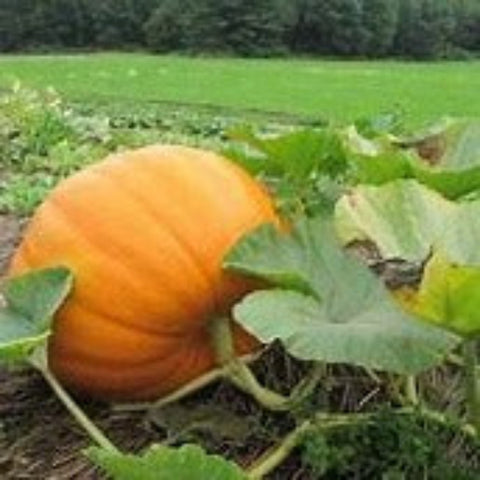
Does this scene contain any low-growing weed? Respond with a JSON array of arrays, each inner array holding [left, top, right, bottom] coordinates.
[[0, 173, 56, 215], [302, 409, 480, 480]]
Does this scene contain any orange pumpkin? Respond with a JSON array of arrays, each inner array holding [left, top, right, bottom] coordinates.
[[9, 145, 279, 401]]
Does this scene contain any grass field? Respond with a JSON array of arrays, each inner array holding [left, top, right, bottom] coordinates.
[[1, 53, 479, 126]]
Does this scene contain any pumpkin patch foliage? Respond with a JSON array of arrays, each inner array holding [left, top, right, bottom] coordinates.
[[0, 96, 479, 478]]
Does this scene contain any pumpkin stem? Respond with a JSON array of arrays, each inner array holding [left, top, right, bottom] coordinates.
[[30, 347, 120, 453], [209, 316, 237, 366], [114, 353, 262, 412], [210, 316, 288, 410], [210, 317, 323, 411]]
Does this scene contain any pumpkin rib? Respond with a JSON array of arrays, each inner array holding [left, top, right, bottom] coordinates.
[[54, 332, 213, 400], [47, 192, 209, 327], [132, 335, 215, 400], [18, 198, 192, 322], [52, 332, 190, 368], [68, 296, 200, 338], [101, 147, 274, 317], [161, 148, 278, 311], [56, 326, 208, 374], [131, 334, 215, 399], [179, 146, 276, 223], [94, 160, 218, 309]]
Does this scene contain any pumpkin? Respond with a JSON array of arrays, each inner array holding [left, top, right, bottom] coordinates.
[[9, 145, 279, 401]]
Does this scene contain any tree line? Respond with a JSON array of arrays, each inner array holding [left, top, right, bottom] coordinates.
[[0, 0, 479, 59]]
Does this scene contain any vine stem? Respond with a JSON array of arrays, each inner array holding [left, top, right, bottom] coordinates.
[[31, 348, 119, 453], [247, 407, 478, 479], [209, 317, 324, 411], [210, 316, 288, 410], [405, 375, 419, 406], [247, 411, 375, 479], [114, 352, 261, 412], [463, 338, 480, 433], [247, 419, 312, 479]]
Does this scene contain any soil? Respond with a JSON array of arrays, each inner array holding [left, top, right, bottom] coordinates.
[[0, 215, 24, 274]]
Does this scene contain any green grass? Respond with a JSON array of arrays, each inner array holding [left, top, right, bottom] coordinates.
[[1, 53, 479, 126]]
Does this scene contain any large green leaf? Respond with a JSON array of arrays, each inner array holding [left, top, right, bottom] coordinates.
[[225, 218, 457, 375], [397, 252, 480, 338], [399, 119, 480, 169], [350, 148, 480, 200], [350, 150, 414, 185], [441, 121, 480, 169], [229, 126, 349, 180], [335, 180, 480, 265], [87, 444, 247, 480], [226, 126, 349, 216], [0, 267, 73, 363], [349, 119, 480, 199]]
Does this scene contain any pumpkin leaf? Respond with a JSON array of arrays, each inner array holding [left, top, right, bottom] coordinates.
[[226, 126, 349, 217], [348, 119, 480, 199], [350, 148, 480, 201], [86, 444, 248, 480], [350, 150, 414, 185], [335, 180, 480, 265], [396, 252, 480, 338], [399, 118, 480, 169], [226, 218, 458, 375], [411, 164, 480, 201], [228, 126, 349, 180], [441, 120, 480, 169], [0, 267, 73, 363]]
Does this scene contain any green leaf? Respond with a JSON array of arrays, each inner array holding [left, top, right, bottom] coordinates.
[[0, 267, 73, 363], [397, 252, 480, 338], [441, 121, 480, 169], [226, 218, 457, 375], [354, 111, 404, 139], [350, 149, 480, 201], [349, 119, 480, 199], [229, 126, 349, 180], [350, 150, 414, 185], [399, 119, 480, 169], [411, 164, 480, 200], [335, 180, 480, 265], [226, 126, 350, 217], [87, 444, 248, 480]]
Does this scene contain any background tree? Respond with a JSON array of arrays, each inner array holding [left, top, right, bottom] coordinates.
[[0, 0, 478, 58], [393, 0, 456, 59], [180, 0, 287, 56], [453, 0, 480, 54], [361, 0, 398, 57], [288, 0, 366, 55], [144, 0, 192, 52]]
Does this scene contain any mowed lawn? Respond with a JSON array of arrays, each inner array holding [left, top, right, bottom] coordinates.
[[0, 53, 479, 125]]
